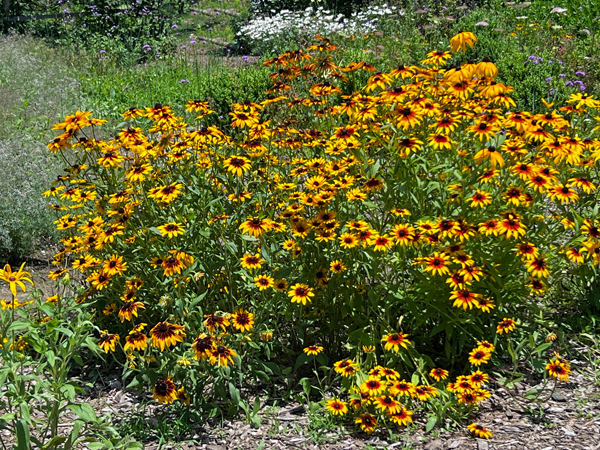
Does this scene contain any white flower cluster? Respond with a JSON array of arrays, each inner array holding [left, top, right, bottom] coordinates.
[[238, 4, 398, 50]]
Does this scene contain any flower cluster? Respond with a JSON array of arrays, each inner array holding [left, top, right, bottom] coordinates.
[[238, 5, 397, 52], [45, 30, 595, 433]]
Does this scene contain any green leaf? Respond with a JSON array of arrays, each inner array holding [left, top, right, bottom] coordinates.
[[68, 404, 97, 422], [16, 420, 30, 450], [533, 342, 552, 356], [250, 415, 261, 429], [7, 321, 30, 333], [41, 437, 67, 450], [19, 402, 31, 423], [228, 383, 241, 405], [252, 397, 261, 416], [425, 416, 437, 433]]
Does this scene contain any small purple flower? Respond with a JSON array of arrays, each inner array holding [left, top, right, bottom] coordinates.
[[181, 45, 187, 49], [574, 80, 584, 85], [548, 60, 553, 65], [190, 40, 196, 44], [242, 55, 249, 62], [559, 73, 565, 78], [545, 77, 553, 84], [565, 81, 574, 87], [179, 79, 190, 83], [171, 24, 178, 28], [528, 55, 537, 60], [580, 84, 586, 91], [575, 71, 586, 76], [142, 44, 152, 51], [549, 89, 555, 95], [559, 60, 563, 65], [100, 49, 106, 53]]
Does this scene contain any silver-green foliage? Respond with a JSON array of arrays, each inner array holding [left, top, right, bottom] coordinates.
[[0, 34, 83, 262]]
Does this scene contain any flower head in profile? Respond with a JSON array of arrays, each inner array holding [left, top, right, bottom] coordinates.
[[450, 31, 477, 52], [467, 423, 492, 439], [303, 345, 323, 356]]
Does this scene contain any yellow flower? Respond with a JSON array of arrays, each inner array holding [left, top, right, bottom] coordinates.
[[157, 222, 186, 238], [0, 263, 33, 297], [449, 31, 477, 52]]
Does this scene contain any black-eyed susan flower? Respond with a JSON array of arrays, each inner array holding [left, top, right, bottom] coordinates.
[[118, 301, 145, 322], [339, 232, 359, 249], [450, 31, 477, 52], [381, 332, 411, 352], [526, 257, 550, 278], [374, 395, 401, 414], [467, 423, 492, 439], [98, 331, 120, 353], [157, 222, 185, 238], [150, 322, 186, 351], [0, 263, 33, 297], [191, 333, 214, 360], [497, 318, 517, 334], [390, 408, 413, 426], [468, 370, 489, 387], [209, 345, 238, 367], [203, 314, 230, 333], [474, 297, 495, 313], [231, 309, 254, 332], [466, 189, 493, 208], [355, 413, 378, 434], [430, 368, 449, 382], [304, 345, 323, 356], [254, 274, 274, 291], [273, 279, 289, 291], [124, 324, 148, 352], [420, 252, 451, 276], [288, 283, 314, 305], [334, 359, 357, 377], [325, 398, 348, 415], [546, 358, 571, 381], [153, 378, 177, 404], [388, 380, 416, 397], [239, 217, 274, 237], [469, 348, 492, 366], [223, 156, 252, 177], [240, 253, 265, 270], [450, 289, 480, 310]]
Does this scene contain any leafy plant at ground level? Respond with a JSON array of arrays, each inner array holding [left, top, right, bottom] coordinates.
[[0, 268, 142, 450]]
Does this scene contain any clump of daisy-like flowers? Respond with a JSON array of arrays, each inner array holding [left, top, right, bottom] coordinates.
[[46, 29, 597, 437]]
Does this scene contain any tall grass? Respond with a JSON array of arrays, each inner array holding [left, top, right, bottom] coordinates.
[[0, 34, 83, 263]]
